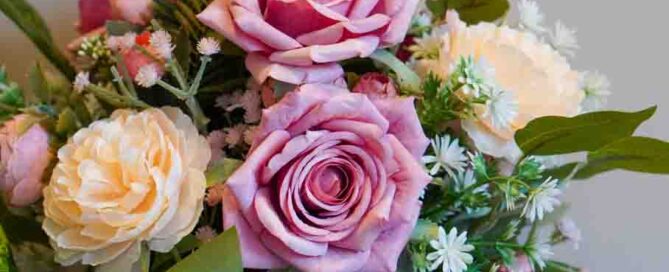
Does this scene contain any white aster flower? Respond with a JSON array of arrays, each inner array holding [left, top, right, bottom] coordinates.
[[457, 57, 496, 98], [73, 71, 90, 93], [150, 30, 174, 59], [409, 26, 448, 60], [135, 65, 160, 88], [557, 218, 582, 249], [580, 71, 612, 112], [550, 21, 579, 57], [427, 227, 474, 272], [482, 87, 519, 130], [423, 135, 468, 177], [107, 32, 136, 51], [523, 178, 561, 222], [518, 0, 546, 33], [195, 226, 217, 243], [197, 37, 221, 56], [527, 237, 553, 270]]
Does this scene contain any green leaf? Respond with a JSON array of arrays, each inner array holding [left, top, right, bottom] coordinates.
[[206, 158, 243, 187], [105, 21, 143, 36], [545, 260, 580, 272], [174, 29, 193, 77], [369, 50, 421, 94], [427, 0, 510, 24], [55, 107, 81, 137], [0, 0, 75, 78], [574, 137, 669, 178], [410, 219, 439, 242], [167, 228, 242, 272], [0, 224, 16, 272], [515, 107, 657, 156], [543, 163, 580, 180], [27, 63, 50, 104]]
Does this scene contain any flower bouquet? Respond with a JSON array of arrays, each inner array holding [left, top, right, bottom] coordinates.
[[0, 0, 666, 271]]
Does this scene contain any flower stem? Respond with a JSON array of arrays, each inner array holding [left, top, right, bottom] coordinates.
[[156, 79, 189, 99], [168, 59, 188, 90], [187, 56, 211, 96], [110, 66, 133, 98], [85, 85, 150, 109], [186, 96, 209, 132]]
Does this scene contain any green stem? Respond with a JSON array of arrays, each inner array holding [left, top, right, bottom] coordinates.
[[0, 102, 17, 113], [85, 85, 150, 109], [156, 80, 189, 99], [171, 247, 182, 262], [186, 56, 211, 96], [369, 49, 422, 94], [525, 221, 539, 245], [110, 66, 133, 97], [471, 241, 526, 250], [114, 53, 138, 97], [186, 96, 209, 132], [168, 59, 188, 90]]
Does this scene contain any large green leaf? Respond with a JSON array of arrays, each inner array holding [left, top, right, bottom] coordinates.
[[168, 228, 243, 272], [574, 137, 669, 179], [427, 0, 511, 24], [515, 107, 656, 156], [0, 0, 75, 78]]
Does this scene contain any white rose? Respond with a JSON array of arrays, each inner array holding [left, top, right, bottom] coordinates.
[[42, 107, 211, 270]]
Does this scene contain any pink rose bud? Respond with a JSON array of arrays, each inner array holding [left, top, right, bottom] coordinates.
[[197, 0, 421, 84], [0, 115, 52, 207], [353, 73, 399, 99], [221, 84, 430, 271], [78, 0, 113, 34]]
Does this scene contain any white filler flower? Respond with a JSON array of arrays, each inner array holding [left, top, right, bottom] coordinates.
[[427, 227, 474, 272], [135, 65, 160, 88], [150, 30, 174, 60], [523, 178, 561, 222], [518, 0, 546, 33], [423, 135, 468, 177], [551, 21, 579, 57], [482, 87, 519, 130], [581, 71, 612, 112], [73, 71, 91, 93]]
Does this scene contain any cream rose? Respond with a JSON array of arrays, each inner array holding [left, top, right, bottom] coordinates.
[[42, 108, 211, 270], [430, 11, 584, 161]]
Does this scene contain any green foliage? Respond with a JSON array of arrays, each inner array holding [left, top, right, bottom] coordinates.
[[206, 158, 243, 187], [0, 0, 74, 78], [427, 0, 511, 24], [0, 68, 23, 123], [515, 107, 656, 156], [574, 137, 669, 178], [168, 228, 242, 272], [0, 224, 16, 272]]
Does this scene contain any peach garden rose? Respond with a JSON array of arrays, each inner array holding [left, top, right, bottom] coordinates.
[[197, 0, 420, 84], [221, 83, 431, 271], [42, 108, 210, 270]]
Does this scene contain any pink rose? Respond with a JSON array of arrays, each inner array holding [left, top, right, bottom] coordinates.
[[110, 0, 153, 26], [221, 84, 430, 271], [197, 0, 420, 84], [353, 72, 398, 99], [0, 115, 52, 207], [78, 0, 112, 33]]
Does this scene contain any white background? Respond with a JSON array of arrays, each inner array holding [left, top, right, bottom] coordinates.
[[1, 1, 668, 271]]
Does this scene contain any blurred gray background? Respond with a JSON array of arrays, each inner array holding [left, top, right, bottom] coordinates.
[[1, 0, 667, 271]]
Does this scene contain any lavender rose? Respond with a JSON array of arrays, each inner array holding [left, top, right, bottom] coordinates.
[[0, 115, 52, 207], [221, 84, 430, 271], [197, 0, 420, 84]]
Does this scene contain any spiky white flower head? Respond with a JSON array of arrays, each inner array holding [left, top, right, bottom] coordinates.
[[409, 26, 448, 60], [427, 227, 474, 272], [197, 37, 221, 56], [518, 0, 546, 33], [580, 71, 612, 112], [135, 65, 160, 88], [73, 71, 91, 93], [482, 87, 519, 130], [557, 218, 582, 249], [523, 178, 561, 222], [423, 135, 468, 177], [150, 30, 174, 59], [195, 226, 217, 243], [550, 21, 579, 57], [107, 32, 136, 51], [527, 237, 553, 270]]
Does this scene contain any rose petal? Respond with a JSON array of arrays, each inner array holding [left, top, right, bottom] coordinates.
[[197, 0, 269, 52], [381, 0, 419, 45], [269, 36, 380, 65], [372, 97, 430, 159], [245, 53, 344, 84], [230, 6, 302, 50]]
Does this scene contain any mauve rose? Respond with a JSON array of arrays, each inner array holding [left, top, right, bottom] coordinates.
[[0, 115, 52, 207], [197, 0, 420, 85], [353, 72, 398, 99], [221, 84, 430, 271], [77, 0, 152, 34]]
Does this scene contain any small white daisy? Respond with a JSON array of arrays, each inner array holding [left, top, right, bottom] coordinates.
[[73, 71, 91, 93], [580, 71, 612, 112], [426, 227, 474, 272], [527, 237, 553, 270], [150, 30, 174, 60], [135, 65, 160, 88], [518, 0, 546, 33], [423, 135, 468, 177], [457, 57, 496, 98], [197, 37, 221, 56], [195, 226, 217, 243], [107, 32, 136, 51], [482, 87, 519, 130], [557, 218, 582, 250], [409, 25, 448, 60], [550, 21, 579, 57], [523, 178, 561, 222]]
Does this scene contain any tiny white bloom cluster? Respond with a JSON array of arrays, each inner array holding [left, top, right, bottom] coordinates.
[[106, 32, 137, 51], [551, 21, 579, 57], [150, 30, 174, 59], [423, 135, 468, 177], [580, 71, 612, 112], [483, 87, 519, 130], [427, 227, 474, 272], [197, 37, 221, 56], [523, 178, 561, 222], [527, 237, 554, 269], [135, 65, 160, 88], [518, 0, 546, 33], [557, 218, 582, 249], [73, 71, 91, 93]]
